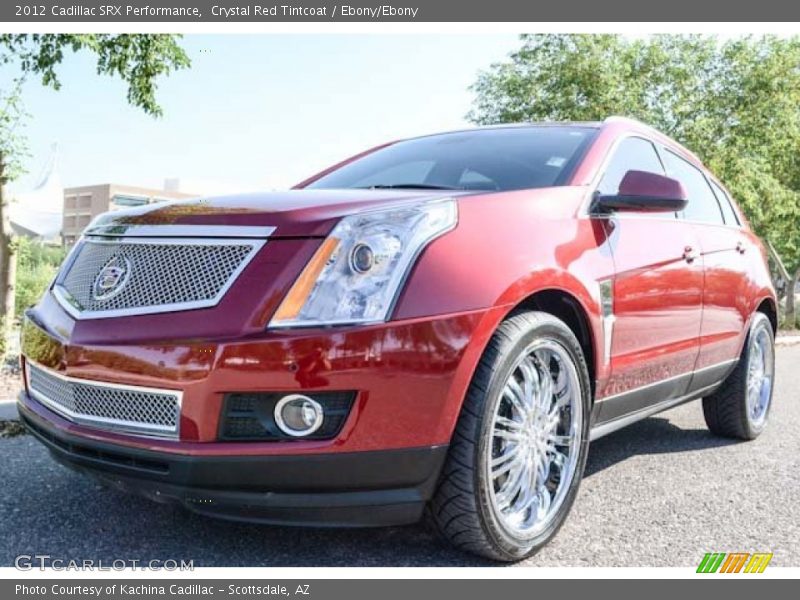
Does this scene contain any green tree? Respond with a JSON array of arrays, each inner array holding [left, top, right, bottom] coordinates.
[[470, 34, 800, 326], [0, 34, 190, 354], [0, 81, 29, 353]]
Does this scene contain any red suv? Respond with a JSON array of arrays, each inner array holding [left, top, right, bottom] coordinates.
[[19, 117, 776, 561]]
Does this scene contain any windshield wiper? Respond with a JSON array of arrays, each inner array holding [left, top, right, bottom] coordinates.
[[356, 183, 462, 190]]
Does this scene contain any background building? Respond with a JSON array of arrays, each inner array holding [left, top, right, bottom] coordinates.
[[62, 184, 197, 245]]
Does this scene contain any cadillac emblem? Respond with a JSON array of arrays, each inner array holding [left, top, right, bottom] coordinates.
[[92, 256, 131, 301]]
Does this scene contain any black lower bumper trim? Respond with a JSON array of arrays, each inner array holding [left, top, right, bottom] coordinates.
[[18, 393, 448, 527]]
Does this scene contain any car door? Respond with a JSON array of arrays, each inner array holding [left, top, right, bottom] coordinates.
[[594, 137, 704, 423], [662, 152, 749, 391]]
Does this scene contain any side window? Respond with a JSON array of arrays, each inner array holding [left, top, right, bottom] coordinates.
[[710, 180, 741, 226], [662, 151, 725, 225], [597, 137, 665, 196]]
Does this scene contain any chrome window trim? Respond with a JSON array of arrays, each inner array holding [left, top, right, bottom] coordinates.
[[25, 360, 183, 440], [53, 236, 266, 320], [588, 211, 748, 230], [596, 358, 738, 403], [83, 224, 276, 239]]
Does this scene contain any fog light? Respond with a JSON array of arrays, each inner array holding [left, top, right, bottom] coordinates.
[[274, 394, 324, 437]]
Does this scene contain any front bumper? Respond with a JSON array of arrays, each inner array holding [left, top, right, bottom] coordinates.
[[19, 293, 507, 526], [22, 296, 498, 450], [18, 394, 448, 526]]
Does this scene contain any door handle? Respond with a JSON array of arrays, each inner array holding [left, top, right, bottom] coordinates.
[[736, 241, 747, 255], [683, 245, 698, 263]]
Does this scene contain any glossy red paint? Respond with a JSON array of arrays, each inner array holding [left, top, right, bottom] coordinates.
[[393, 186, 613, 390], [617, 170, 686, 202], [87, 188, 450, 238], [599, 215, 704, 398], [19, 117, 776, 466], [20, 308, 503, 453], [28, 237, 325, 346]]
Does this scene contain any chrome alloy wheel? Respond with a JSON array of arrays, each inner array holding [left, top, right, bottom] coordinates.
[[746, 323, 774, 428], [487, 340, 583, 538]]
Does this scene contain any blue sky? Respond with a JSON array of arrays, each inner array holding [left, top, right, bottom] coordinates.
[[9, 34, 519, 195]]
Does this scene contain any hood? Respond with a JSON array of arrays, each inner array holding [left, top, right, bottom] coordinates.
[[88, 189, 467, 238]]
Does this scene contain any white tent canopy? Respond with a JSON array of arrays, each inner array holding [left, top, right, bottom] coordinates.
[[9, 144, 63, 241]]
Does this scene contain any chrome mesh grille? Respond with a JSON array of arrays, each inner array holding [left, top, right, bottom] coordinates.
[[27, 363, 181, 438], [57, 238, 259, 317]]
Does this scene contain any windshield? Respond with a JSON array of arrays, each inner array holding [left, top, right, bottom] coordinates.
[[306, 126, 597, 192]]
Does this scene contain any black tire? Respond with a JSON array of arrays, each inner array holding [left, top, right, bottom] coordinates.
[[429, 311, 592, 562], [702, 312, 775, 440]]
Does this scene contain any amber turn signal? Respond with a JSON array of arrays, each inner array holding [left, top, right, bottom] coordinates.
[[272, 236, 340, 322]]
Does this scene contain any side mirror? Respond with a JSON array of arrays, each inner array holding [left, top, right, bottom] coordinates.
[[591, 170, 688, 214]]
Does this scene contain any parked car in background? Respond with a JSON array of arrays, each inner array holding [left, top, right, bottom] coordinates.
[[18, 117, 776, 561]]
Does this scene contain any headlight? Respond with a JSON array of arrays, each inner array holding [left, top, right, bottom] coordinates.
[[270, 199, 457, 327]]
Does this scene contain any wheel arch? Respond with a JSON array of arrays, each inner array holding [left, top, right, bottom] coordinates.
[[436, 272, 606, 447], [507, 289, 597, 397], [755, 296, 778, 334]]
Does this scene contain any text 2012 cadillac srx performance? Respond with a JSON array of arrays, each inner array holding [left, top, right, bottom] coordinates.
[[18, 117, 777, 561]]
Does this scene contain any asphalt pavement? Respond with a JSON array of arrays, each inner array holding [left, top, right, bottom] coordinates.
[[1, 345, 798, 568]]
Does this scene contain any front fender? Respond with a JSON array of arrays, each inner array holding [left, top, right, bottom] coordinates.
[[393, 190, 616, 441]]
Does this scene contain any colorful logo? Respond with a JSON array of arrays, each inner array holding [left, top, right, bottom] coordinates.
[[697, 552, 773, 573]]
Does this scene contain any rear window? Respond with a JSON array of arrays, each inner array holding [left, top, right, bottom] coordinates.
[[306, 127, 597, 192]]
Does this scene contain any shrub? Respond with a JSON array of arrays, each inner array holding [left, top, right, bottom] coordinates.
[[14, 237, 66, 319]]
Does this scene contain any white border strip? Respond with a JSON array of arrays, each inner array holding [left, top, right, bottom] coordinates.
[[3, 22, 800, 34], [2, 566, 799, 579]]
